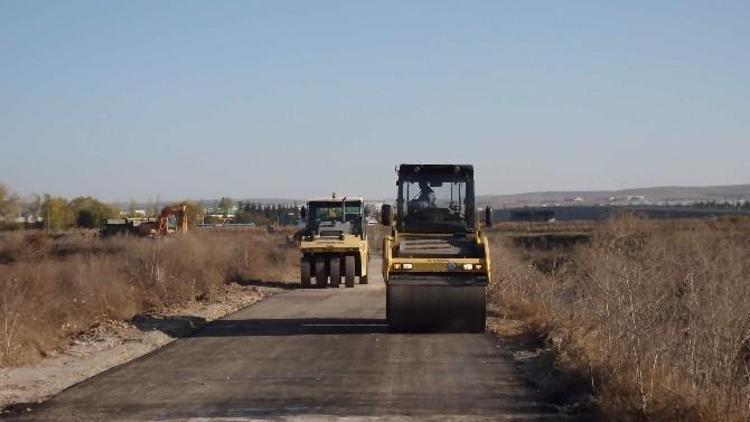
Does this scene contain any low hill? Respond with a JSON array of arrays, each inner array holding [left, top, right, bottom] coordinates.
[[478, 184, 750, 208]]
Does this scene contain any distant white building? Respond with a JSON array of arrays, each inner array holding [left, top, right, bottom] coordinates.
[[12, 215, 42, 224], [564, 196, 584, 203]]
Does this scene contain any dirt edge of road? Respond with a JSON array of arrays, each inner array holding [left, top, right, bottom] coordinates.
[[488, 317, 601, 421], [0, 283, 282, 417]]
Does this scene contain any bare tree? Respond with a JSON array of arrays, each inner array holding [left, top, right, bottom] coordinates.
[[27, 194, 42, 221], [0, 183, 20, 221], [128, 198, 138, 217], [218, 197, 233, 217]]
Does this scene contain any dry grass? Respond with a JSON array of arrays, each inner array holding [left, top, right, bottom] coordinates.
[[489, 216, 750, 421], [488, 220, 596, 236], [0, 230, 298, 366]]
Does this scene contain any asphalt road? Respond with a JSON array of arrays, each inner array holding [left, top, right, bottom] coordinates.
[[13, 258, 571, 421]]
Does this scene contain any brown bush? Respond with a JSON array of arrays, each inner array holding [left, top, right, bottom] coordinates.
[[0, 230, 297, 366], [0, 232, 52, 263], [489, 216, 750, 421]]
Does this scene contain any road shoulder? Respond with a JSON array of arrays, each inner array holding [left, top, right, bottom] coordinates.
[[0, 283, 281, 417], [488, 317, 601, 421]]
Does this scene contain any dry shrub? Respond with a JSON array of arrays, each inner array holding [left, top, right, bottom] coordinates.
[[0, 230, 119, 264], [0, 230, 297, 366], [0, 232, 53, 263], [216, 230, 299, 283], [489, 220, 596, 236], [490, 216, 750, 421]]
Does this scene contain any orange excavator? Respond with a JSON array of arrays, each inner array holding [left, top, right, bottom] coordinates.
[[158, 203, 189, 234], [134, 203, 189, 237], [101, 203, 189, 237]]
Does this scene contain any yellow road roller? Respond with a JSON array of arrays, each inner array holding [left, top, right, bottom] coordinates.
[[299, 195, 369, 288], [381, 164, 492, 332]]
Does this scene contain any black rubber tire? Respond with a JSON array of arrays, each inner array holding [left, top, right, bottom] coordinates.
[[329, 256, 341, 288], [344, 255, 355, 288], [300, 257, 312, 288], [315, 257, 327, 288]]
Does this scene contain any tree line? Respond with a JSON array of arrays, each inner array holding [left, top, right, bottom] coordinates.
[[1, 183, 305, 231], [206, 198, 301, 226], [1, 183, 120, 231], [691, 200, 750, 211]]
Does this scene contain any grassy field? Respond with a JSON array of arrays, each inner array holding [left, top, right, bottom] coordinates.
[[5, 218, 749, 420], [488, 216, 750, 421], [0, 230, 298, 367]]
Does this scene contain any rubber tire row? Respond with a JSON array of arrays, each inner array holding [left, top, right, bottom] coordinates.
[[300, 256, 359, 288]]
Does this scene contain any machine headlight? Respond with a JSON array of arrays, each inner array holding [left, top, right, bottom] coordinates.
[[462, 264, 474, 270], [402, 263, 413, 270], [475, 264, 483, 270], [393, 263, 402, 269]]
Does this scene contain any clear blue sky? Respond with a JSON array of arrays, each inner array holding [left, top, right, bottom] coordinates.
[[1, 1, 748, 202]]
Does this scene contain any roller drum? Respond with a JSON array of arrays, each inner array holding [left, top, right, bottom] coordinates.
[[387, 275, 487, 333]]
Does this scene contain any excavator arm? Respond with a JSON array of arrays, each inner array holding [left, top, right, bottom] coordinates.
[[157, 204, 188, 235]]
